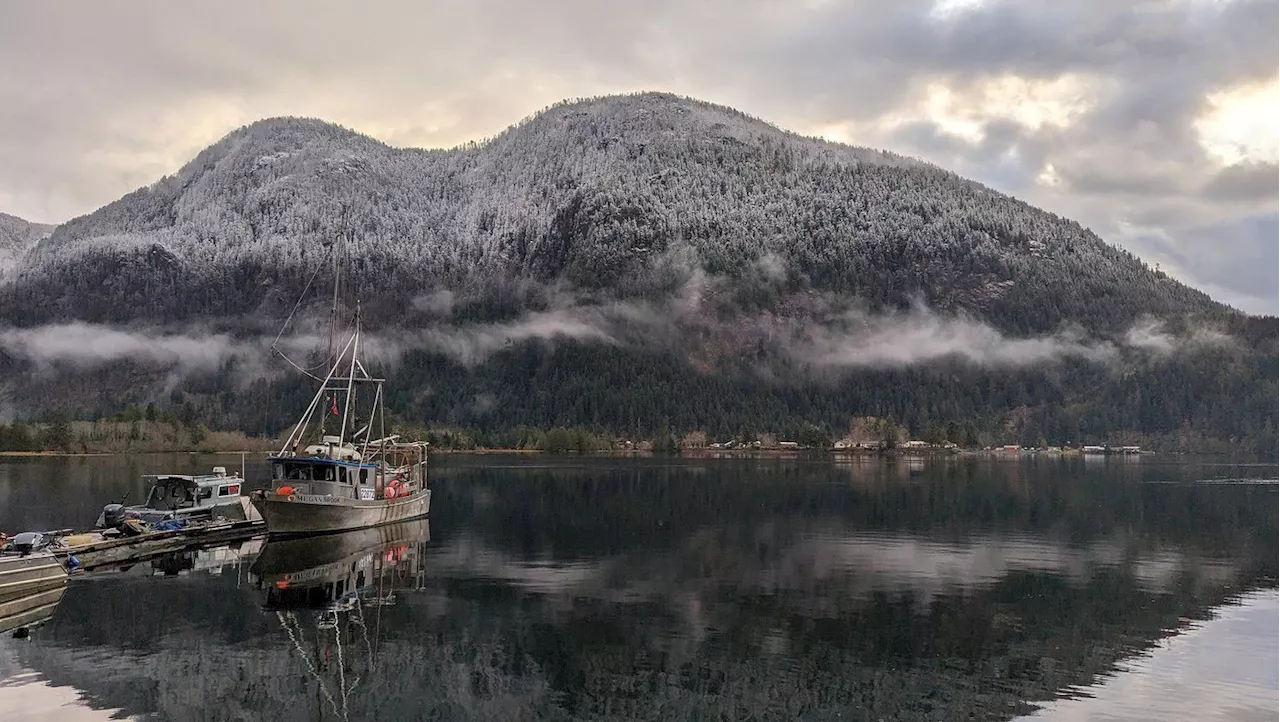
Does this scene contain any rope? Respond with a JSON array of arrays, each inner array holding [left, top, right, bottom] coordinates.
[[270, 255, 331, 381]]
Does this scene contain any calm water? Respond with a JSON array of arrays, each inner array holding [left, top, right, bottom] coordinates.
[[0, 453, 1275, 721]]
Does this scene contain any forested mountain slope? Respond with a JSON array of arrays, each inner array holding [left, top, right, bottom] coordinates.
[[0, 93, 1272, 453], [0, 212, 53, 274], [2, 92, 1226, 332]]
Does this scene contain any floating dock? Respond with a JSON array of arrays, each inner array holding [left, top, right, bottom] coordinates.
[[52, 497, 266, 571]]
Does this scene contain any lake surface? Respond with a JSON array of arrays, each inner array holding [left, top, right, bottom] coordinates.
[[0, 453, 1275, 721]]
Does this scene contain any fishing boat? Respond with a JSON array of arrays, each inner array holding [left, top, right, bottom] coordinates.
[[250, 242, 431, 537]]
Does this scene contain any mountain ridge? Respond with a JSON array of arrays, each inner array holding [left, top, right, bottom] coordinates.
[[3, 92, 1230, 332], [0, 211, 54, 275], [0, 92, 1272, 453]]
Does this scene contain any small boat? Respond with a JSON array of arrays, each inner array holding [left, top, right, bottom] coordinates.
[[96, 466, 251, 531], [250, 242, 431, 537], [0, 532, 70, 635]]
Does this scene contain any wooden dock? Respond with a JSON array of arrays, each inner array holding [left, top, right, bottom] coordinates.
[[54, 518, 266, 570]]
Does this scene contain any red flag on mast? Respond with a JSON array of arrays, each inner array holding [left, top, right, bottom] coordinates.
[[330, 395, 339, 416]]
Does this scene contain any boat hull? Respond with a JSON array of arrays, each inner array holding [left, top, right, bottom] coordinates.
[[0, 582, 67, 635], [0, 553, 67, 605], [250, 489, 430, 537]]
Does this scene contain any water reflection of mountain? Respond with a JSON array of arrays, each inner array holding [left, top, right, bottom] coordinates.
[[9, 459, 1278, 721]]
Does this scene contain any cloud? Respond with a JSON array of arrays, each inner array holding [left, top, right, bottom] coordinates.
[[363, 278, 1236, 372], [0, 279, 1241, 402], [1122, 316, 1232, 356], [0, 0, 1274, 312], [409, 309, 620, 366], [786, 308, 1117, 369], [1201, 161, 1280, 202], [411, 289, 456, 316], [0, 322, 240, 372]]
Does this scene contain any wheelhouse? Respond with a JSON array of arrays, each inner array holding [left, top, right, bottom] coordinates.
[[141, 469, 243, 512], [267, 435, 426, 502], [270, 457, 378, 483]]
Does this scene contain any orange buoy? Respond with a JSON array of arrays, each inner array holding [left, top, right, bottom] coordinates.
[[276, 485, 294, 496]]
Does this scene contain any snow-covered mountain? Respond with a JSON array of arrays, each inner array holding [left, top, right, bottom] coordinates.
[[0, 92, 1226, 332], [0, 93, 1272, 452], [0, 212, 53, 275]]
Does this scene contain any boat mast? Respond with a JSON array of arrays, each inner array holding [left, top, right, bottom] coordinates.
[[321, 237, 342, 437], [327, 235, 341, 375], [337, 302, 361, 448]]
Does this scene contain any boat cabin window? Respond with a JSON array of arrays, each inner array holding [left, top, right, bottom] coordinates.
[[149, 480, 196, 511], [359, 469, 369, 485], [281, 462, 336, 482], [272, 463, 284, 481], [217, 484, 239, 496], [197, 486, 213, 502]]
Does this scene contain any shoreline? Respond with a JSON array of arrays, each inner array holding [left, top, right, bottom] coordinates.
[[0, 448, 272, 458], [2, 448, 1270, 462]]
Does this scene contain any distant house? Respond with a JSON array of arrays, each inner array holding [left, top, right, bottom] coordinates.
[[833, 439, 854, 450], [778, 441, 800, 449], [1082, 445, 1106, 454], [1117, 445, 1141, 454]]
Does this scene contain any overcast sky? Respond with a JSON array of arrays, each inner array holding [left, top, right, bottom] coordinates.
[[1, 0, 1276, 313]]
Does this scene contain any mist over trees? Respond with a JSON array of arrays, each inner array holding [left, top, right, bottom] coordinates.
[[0, 93, 1273, 453]]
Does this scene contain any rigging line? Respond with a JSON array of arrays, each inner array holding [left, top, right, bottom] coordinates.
[[271, 254, 333, 379], [277, 353, 326, 383], [271, 255, 327, 350]]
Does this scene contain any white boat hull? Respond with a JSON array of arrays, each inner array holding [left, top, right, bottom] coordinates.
[[250, 489, 430, 537]]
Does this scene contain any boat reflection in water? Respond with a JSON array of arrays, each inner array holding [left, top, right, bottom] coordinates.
[[248, 519, 431, 720]]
